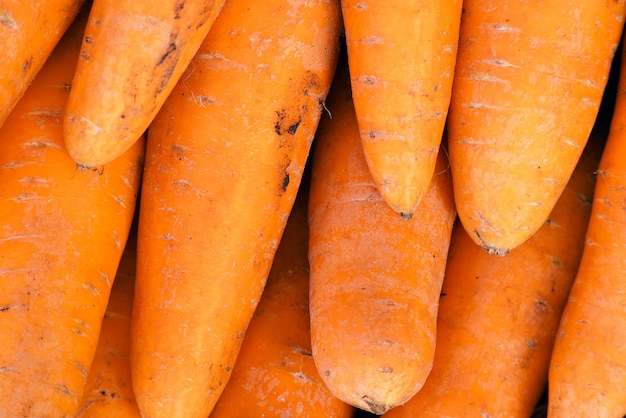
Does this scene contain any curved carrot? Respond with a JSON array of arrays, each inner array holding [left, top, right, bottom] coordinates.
[[130, 0, 343, 417], [307, 61, 456, 415], [548, 40, 626, 418], [209, 192, 354, 418], [342, 0, 462, 218], [63, 0, 225, 167], [448, 0, 626, 254], [0, 0, 85, 129], [383, 129, 602, 418], [0, 11, 144, 417]]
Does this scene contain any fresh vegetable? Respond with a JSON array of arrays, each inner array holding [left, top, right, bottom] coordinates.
[[448, 0, 626, 254], [307, 60, 456, 415], [342, 0, 462, 218], [130, 0, 343, 416], [63, 0, 225, 167]]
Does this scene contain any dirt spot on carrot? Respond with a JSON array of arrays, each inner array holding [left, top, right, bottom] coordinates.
[[173, 0, 185, 19], [274, 109, 302, 136], [99, 389, 119, 398], [0, 9, 17, 29], [22, 57, 32, 74]]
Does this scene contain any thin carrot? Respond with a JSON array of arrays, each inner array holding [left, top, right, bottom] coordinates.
[[342, 0, 462, 218], [307, 59, 456, 415], [209, 190, 354, 418], [383, 128, 603, 418], [130, 0, 343, 417], [63, 0, 225, 167], [0, 0, 85, 129], [0, 10, 144, 418], [448, 0, 626, 254], [547, 40, 626, 418]]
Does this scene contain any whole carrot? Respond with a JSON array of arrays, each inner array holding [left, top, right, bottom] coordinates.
[[130, 0, 343, 417], [63, 0, 225, 167], [383, 128, 602, 418], [342, 0, 462, 218], [307, 60, 456, 415], [0, 0, 85, 129], [448, 0, 626, 254], [0, 10, 144, 418]]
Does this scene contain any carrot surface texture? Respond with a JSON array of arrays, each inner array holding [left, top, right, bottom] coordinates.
[[307, 61, 456, 415], [209, 191, 354, 418], [547, 41, 626, 418], [383, 129, 602, 418], [448, 0, 626, 254], [0, 0, 85, 129], [63, 0, 225, 167], [130, 0, 343, 417], [342, 0, 462, 218], [0, 10, 144, 418]]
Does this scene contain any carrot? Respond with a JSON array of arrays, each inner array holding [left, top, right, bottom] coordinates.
[[62, 0, 225, 167], [130, 0, 343, 416], [547, 40, 626, 418], [307, 59, 456, 415], [75, 222, 140, 418], [209, 190, 354, 418], [0, 0, 85, 129], [342, 0, 462, 218], [382, 129, 603, 418], [0, 9, 144, 418], [447, 0, 626, 254]]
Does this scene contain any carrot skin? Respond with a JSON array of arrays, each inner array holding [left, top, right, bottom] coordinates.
[[307, 61, 456, 415], [0, 10, 144, 418], [130, 1, 343, 417]]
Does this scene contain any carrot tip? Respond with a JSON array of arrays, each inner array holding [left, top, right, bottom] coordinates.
[[399, 211, 413, 220], [487, 247, 509, 257]]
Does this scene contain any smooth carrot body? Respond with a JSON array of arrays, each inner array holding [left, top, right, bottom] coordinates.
[[307, 62, 456, 415], [383, 131, 602, 418], [0, 11, 144, 418], [63, 0, 225, 167], [209, 193, 354, 418], [130, 1, 342, 417], [0, 0, 84, 128], [448, 0, 626, 254], [548, 42, 626, 418], [342, 0, 462, 217]]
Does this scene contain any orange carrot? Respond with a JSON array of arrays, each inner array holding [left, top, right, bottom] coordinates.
[[0, 0, 85, 129], [75, 223, 141, 418], [209, 191, 354, 418], [342, 0, 462, 218], [448, 0, 626, 254], [0, 10, 144, 417], [63, 0, 225, 167], [383, 129, 602, 418], [130, 1, 343, 417], [547, 40, 626, 418], [307, 59, 456, 415]]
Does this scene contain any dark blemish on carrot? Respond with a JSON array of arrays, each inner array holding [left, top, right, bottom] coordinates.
[[440, 292, 447, 297], [224, 366, 232, 372], [77, 163, 104, 175], [288, 120, 300, 135], [80, 50, 91, 61], [157, 42, 177, 66], [22, 57, 32, 74], [281, 172, 290, 192], [99, 390, 119, 398], [0, 306, 9, 312], [62, 83, 72, 90], [84, 36, 92, 43], [120, 114, 126, 119], [324, 370, 330, 376], [174, 0, 185, 19], [380, 367, 393, 373], [399, 211, 413, 220]]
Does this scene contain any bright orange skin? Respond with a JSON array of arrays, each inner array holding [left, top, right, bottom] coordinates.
[[383, 132, 601, 418], [209, 193, 354, 418], [130, 1, 343, 417], [343, 0, 462, 217], [548, 42, 626, 418], [63, 0, 225, 167], [448, 0, 626, 254], [0, 0, 85, 129], [307, 63, 456, 415], [0, 12, 144, 418]]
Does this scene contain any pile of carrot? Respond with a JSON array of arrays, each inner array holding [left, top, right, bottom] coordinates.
[[1, 0, 626, 416]]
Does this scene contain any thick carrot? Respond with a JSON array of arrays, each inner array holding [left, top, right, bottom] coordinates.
[[382, 129, 602, 418], [448, 0, 626, 254], [209, 191, 354, 418], [63, 0, 225, 167], [0, 0, 85, 129], [130, 1, 343, 417], [342, 0, 462, 218], [0, 10, 144, 418], [75, 223, 140, 418], [307, 60, 456, 415], [547, 41, 626, 418]]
